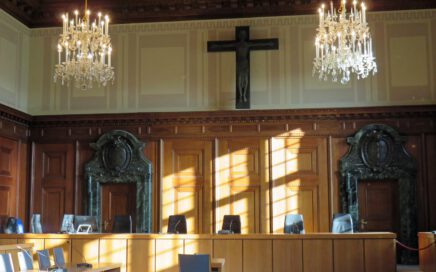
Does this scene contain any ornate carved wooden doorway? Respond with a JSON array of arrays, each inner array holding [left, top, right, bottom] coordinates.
[[85, 130, 152, 233], [340, 124, 417, 264]]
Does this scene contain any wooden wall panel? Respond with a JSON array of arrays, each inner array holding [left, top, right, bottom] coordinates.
[[162, 140, 213, 233], [74, 141, 94, 215], [42, 188, 65, 233], [71, 238, 100, 266], [243, 240, 272, 272], [128, 239, 155, 272], [330, 137, 348, 216], [271, 137, 329, 233], [2, 104, 436, 237], [405, 135, 427, 231], [334, 239, 364, 272], [184, 239, 212, 255], [216, 138, 269, 233], [273, 240, 303, 272], [303, 240, 333, 272], [100, 239, 127, 272], [155, 239, 183, 272], [364, 239, 396, 272], [213, 239, 243, 272], [142, 140, 159, 232], [425, 134, 436, 229], [32, 143, 74, 233], [0, 137, 18, 217]]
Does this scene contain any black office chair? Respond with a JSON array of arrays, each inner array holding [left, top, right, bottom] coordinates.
[[284, 214, 305, 234], [220, 215, 241, 234], [178, 254, 211, 272], [332, 213, 354, 233], [167, 215, 187, 234], [31, 214, 43, 233], [112, 215, 133, 233]]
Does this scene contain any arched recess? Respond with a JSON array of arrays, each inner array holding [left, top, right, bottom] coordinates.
[[340, 124, 417, 264], [84, 130, 152, 233]]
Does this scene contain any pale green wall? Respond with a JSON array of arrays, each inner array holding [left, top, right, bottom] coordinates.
[[0, 10, 29, 112], [1, 8, 435, 115]]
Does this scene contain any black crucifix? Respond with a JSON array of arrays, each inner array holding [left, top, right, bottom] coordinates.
[[207, 26, 279, 109]]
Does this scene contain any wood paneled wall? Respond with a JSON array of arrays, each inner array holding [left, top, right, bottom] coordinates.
[[0, 104, 30, 224], [1, 104, 436, 233]]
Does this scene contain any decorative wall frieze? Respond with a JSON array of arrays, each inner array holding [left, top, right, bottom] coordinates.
[[28, 9, 436, 37], [3, 0, 435, 29], [2, 101, 435, 140], [0, 104, 31, 140], [0, 103, 32, 126], [23, 105, 436, 141]]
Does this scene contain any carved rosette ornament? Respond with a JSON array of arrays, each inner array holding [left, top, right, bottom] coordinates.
[[340, 124, 417, 264], [84, 130, 152, 233]]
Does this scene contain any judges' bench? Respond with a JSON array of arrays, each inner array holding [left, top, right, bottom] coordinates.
[[0, 232, 395, 272]]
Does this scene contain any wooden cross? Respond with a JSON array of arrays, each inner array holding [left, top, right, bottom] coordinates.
[[207, 26, 279, 109]]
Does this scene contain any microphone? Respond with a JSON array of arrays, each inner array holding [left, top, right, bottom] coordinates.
[[229, 220, 233, 233]]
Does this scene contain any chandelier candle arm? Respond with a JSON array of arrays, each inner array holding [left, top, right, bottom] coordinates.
[[313, 0, 377, 84], [53, 0, 114, 90]]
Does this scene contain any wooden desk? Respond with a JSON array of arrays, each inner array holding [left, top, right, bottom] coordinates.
[[0, 233, 395, 272], [211, 258, 225, 272], [22, 263, 121, 272], [419, 232, 436, 272]]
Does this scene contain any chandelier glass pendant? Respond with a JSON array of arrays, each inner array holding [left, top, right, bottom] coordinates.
[[313, 0, 377, 84], [54, 0, 114, 90]]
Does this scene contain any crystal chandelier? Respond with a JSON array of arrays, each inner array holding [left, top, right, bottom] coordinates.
[[313, 0, 377, 84], [54, 0, 114, 90]]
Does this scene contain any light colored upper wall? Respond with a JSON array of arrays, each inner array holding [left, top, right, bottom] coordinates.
[[1, 9, 436, 115], [0, 9, 29, 112]]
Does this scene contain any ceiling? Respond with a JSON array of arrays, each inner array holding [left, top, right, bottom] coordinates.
[[1, 0, 436, 28]]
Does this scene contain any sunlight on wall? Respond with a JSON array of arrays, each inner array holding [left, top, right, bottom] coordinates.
[[271, 136, 303, 233]]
